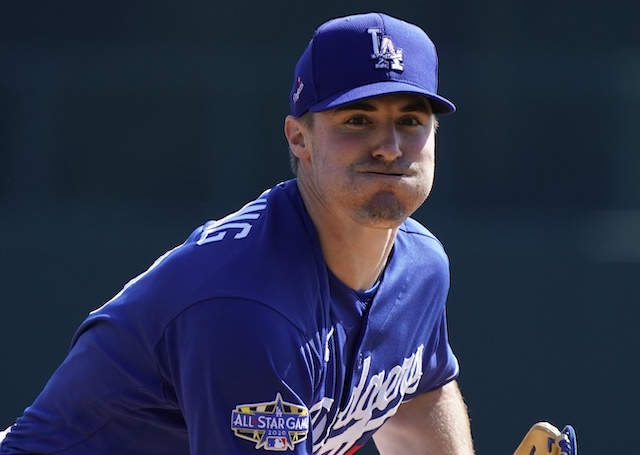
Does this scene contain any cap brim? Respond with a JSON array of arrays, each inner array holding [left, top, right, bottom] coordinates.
[[308, 81, 456, 114]]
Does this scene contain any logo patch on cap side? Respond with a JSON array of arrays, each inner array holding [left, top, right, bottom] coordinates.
[[231, 393, 309, 451], [367, 28, 403, 71], [292, 76, 304, 104]]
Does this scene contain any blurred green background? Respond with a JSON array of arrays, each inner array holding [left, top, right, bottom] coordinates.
[[1, 1, 639, 453]]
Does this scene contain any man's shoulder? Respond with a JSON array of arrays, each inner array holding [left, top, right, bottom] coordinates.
[[88, 180, 325, 332], [397, 217, 447, 258], [180, 179, 321, 298]]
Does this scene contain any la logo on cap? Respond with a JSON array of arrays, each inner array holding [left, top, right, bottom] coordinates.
[[368, 28, 404, 71], [288, 12, 456, 116]]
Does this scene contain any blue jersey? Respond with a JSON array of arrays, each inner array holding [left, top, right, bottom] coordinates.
[[0, 179, 459, 455]]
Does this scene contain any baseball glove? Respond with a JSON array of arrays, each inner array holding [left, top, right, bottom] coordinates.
[[513, 422, 577, 455]]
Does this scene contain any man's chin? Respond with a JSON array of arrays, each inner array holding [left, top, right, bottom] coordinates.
[[354, 194, 413, 228]]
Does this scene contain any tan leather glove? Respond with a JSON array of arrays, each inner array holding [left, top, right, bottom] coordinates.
[[513, 422, 577, 455]]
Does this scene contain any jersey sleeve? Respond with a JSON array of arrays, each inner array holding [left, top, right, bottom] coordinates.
[[0, 314, 180, 454], [416, 309, 460, 395], [156, 297, 320, 455]]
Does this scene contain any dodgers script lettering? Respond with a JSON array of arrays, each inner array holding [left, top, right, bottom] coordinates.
[[312, 345, 424, 454]]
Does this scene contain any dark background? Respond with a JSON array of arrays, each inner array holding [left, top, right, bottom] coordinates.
[[1, 1, 639, 454]]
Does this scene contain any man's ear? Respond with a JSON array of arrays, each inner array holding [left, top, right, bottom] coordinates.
[[284, 115, 310, 160]]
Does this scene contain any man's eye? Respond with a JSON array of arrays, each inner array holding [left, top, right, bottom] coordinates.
[[400, 117, 421, 126], [346, 116, 369, 125]]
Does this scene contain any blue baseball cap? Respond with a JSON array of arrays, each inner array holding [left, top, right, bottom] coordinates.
[[289, 12, 456, 117]]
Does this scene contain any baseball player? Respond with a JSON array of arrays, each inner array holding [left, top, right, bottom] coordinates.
[[0, 12, 576, 455]]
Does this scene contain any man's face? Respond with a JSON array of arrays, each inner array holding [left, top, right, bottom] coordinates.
[[291, 93, 437, 229]]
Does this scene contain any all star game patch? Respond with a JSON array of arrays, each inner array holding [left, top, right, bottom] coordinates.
[[231, 393, 309, 451]]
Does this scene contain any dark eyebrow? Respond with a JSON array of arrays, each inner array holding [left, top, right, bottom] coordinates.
[[333, 99, 432, 114], [400, 101, 432, 114], [333, 102, 377, 112]]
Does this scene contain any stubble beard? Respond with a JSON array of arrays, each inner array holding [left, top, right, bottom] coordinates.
[[346, 170, 432, 229], [351, 187, 427, 228]]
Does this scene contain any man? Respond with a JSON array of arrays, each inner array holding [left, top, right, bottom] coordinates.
[[0, 12, 474, 455]]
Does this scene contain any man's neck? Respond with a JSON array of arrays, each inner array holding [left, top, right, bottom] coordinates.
[[305, 202, 398, 291], [320, 227, 396, 291]]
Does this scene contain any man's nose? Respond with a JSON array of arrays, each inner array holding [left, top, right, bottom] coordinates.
[[372, 123, 403, 161]]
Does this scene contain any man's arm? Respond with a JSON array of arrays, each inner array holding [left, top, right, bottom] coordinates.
[[372, 381, 474, 454]]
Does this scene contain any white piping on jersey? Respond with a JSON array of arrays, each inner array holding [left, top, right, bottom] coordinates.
[[324, 327, 334, 363], [312, 345, 424, 455], [0, 424, 13, 445]]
